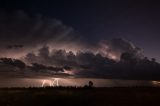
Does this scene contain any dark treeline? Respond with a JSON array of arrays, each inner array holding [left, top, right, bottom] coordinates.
[[0, 87, 160, 106]]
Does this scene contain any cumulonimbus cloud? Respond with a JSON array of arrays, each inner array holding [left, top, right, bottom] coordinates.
[[0, 10, 159, 80], [98, 38, 144, 60], [0, 10, 86, 58], [23, 45, 160, 80], [0, 10, 143, 60]]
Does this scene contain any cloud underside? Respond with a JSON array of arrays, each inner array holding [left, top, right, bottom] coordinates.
[[0, 11, 159, 80]]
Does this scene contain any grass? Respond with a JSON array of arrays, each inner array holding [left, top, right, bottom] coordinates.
[[0, 87, 160, 106]]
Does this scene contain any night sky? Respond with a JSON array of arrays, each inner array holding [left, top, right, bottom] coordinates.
[[0, 0, 160, 87], [0, 0, 160, 60], [1, 0, 159, 60]]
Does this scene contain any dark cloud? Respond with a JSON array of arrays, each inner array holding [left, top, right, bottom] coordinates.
[[7, 45, 24, 49], [29, 63, 64, 72], [24, 46, 160, 80], [0, 57, 71, 78], [0, 11, 144, 60], [99, 38, 144, 60], [0, 10, 84, 58], [25, 46, 78, 68], [0, 58, 26, 69], [0, 46, 160, 80], [0, 10, 159, 80]]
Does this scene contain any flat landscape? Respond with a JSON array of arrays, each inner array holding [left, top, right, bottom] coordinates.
[[0, 87, 160, 106]]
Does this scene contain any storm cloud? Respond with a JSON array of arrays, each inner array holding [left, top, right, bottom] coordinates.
[[0, 10, 160, 80], [99, 38, 144, 60], [0, 10, 143, 59], [0, 10, 86, 58], [23, 46, 160, 80]]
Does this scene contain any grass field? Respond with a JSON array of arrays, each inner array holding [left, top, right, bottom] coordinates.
[[0, 87, 160, 106]]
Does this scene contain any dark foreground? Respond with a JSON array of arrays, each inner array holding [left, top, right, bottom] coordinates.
[[0, 87, 160, 106]]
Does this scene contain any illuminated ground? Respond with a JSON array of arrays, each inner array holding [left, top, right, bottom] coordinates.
[[0, 87, 160, 106]]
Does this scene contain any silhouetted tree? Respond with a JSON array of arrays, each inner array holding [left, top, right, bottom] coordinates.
[[89, 81, 93, 87], [151, 58, 156, 62]]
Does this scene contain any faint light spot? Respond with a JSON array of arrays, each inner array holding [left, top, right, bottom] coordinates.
[[152, 81, 160, 86]]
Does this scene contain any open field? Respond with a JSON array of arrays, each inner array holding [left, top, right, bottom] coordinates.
[[0, 87, 160, 106]]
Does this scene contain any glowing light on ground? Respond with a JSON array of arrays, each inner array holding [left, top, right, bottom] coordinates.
[[151, 81, 160, 87], [152, 81, 160, 85]]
